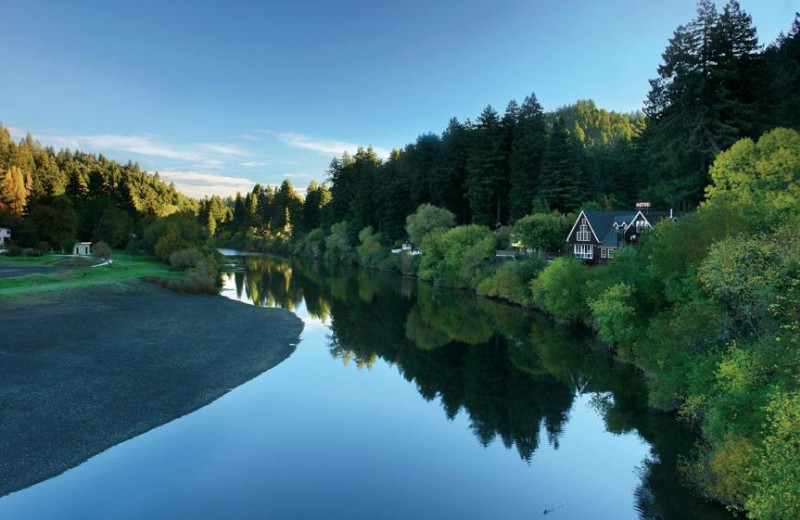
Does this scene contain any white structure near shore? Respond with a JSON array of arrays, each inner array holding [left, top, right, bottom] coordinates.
[[0, 228, 10, 246], [73, 242, 92, 256]]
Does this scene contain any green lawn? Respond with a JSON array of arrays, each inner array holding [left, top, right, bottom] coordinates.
[[0, 254, 65, 266], [0, 253, 182, 298]]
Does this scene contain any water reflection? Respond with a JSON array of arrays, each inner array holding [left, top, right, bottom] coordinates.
[[223, 255, 732, 520]]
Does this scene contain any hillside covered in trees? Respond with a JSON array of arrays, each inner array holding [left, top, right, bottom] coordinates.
[[0, 126, 195, 250]]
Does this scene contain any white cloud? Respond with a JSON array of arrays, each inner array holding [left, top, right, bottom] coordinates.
[[46, 133, 204, 162], [201, 143, 250, 156], [158, 170, 255, 199], [272, 131, 390, 160], [240, 161, 269, 167]]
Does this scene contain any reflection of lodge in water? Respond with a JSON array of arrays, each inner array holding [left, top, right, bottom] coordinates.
[[225, 255, 731, 520]]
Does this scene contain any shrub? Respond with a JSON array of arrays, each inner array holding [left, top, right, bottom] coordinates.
[[530, 256, 593, 322], [405, 204, 456, 246], [92, 241, 112, 262], [477, 256, 546, 306], [511, 212, 572, 253], [167, 259, 219, 294], [420, 225, 496, 288], [355, 226, 389, 269], [169, 248, 205, 269], [589, 282, 637, 348], [324, 221, 357, 264]]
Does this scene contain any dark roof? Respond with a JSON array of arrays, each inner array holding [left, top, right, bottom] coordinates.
[[581, 210, 678, 247]]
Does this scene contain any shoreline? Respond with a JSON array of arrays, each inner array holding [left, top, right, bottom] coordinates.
[[0, 280, 303, 497]]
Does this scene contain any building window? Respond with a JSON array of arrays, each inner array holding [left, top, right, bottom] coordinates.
[[635, 219, 647, 233], [600, 248, 607, 258], [574, 243, 593, 259], [576, 218, 591, 241], [607, 248, 614, 259]]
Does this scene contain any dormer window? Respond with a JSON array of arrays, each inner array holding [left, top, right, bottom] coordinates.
[[576, 218, 591, 241]]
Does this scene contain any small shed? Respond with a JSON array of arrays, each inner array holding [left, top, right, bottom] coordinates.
[[73, 242, 92, 256], [0, 228, 10, 246]]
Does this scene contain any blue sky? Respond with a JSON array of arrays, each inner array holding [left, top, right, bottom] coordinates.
[[2, 0, 798, 198]]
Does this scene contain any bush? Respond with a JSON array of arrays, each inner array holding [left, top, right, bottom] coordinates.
[[169, 248, 204, 269], [419, 225, 496, 288], [511, 212, 572, 253], [167, 259, 219, 294], [324, 221, 357, 264], [405, 204, 456, 246], [92, 241, 112, 261], [295, 228, 326, 258], [477, 256, 546, 306], [530, 257, 593, 322], [355, 226, 388, 269], [589, 282, 638, 348]]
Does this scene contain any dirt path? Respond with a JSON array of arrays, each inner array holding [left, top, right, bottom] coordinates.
[[0, 281, 303, 497]]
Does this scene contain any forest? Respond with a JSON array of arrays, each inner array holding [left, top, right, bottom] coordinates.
[[1, 1, 799, 517]]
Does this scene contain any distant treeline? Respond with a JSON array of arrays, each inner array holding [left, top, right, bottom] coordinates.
[[0, 127, 195, 250]]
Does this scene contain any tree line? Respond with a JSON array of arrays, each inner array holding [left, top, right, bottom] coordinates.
[[0, 126, 195, 251]]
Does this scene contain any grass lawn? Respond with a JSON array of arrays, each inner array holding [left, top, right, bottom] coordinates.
[[0, 254, 65, 266], [0, 252, 183, 298]]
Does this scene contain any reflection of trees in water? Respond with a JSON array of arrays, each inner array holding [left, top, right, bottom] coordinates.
[[233, 257, 331, 322], [233, 256, 732, 520]]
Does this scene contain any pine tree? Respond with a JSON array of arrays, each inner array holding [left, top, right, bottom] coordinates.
[[466, 106, 508, 227], [642, 0, 761, 208], [538, 117, 583, 212], [509, 93, 547, 220], [1, 166, 28, 214], [438, 118, 471, 223]]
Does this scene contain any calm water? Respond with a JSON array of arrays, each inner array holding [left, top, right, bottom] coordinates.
[[0, 254, 732, 520]]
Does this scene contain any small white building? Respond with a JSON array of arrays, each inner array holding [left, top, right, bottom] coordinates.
[[73, 242, 92, 256], [0, 228, 10, 246]]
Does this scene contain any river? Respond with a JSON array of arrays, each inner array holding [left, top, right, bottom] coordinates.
[[0, 253, 732, 519]]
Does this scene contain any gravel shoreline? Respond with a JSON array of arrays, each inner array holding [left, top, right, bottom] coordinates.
[[0, 281, 303, 497]]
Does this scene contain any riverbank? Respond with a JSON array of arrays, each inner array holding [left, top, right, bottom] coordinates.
[[0, 252, 184, 299], [0, 280, 303, 497]]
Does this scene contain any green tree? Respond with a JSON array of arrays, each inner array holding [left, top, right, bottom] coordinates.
[[1, 165, 28, 214], [405, 203, 456, 246], [466, 106, 508, 226], [511, 212, 572, 253], [704, 127, 800, 218], [538, 117, 583, 212], [509, 93, 547, 220], [531, 257, 593, 322]]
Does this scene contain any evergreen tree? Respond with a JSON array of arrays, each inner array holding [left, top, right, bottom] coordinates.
[[642, 0, 760, 208], [509, 93, 547, 221], [538, 117, 583, 212], [466, 106, 508, 227], [763, 14, 800, 130], [1, 166, 28, 214], [438, 118, 472, 223]]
